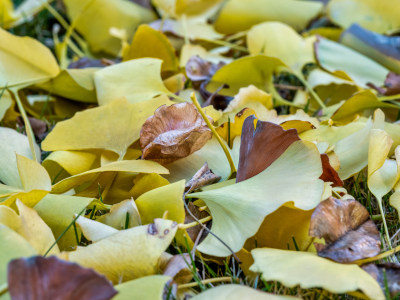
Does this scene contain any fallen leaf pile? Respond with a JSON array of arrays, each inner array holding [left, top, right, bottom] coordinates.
[[2, 0, 400, 299]]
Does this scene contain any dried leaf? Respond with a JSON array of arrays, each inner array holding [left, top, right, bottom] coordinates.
[[162, 253, 193, 284], [363, 263, 400, 297], [8, 256, 117, 300], [185, 162, 221, 194], [140, 103, 213, 164], [309, 197, 380, 263]]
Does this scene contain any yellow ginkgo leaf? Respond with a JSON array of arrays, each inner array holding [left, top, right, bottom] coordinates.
[[42, 97, 173, 159], [0, 90, 12, 121], [215, 0, 323, 34], [153, 0, 220, 17], [187, 140, 324, 256], [165, 137, 234, 182], [244, 206, 314, 252], [114, 275, 171, 300], [94, 59, 171, 106], [315, 37, 389, 87], [42, 150, 98, 182], [0, 127, 40, 189], [97, 198, 141, 229], [123, 25, 178, 73], [327, 0, 400, 34], [206, 55, 286, 99], [0, 0, 15, 27], [250, 248, 384, 300], [136, 181, 185, 225], [37, 68, 98, 103], [16, 154, 51, 192], [0, 27, 59, 89], [59, 219, 178, 283], [247, 22, 315, 73], [0, 225, 36, 285], [34, 194, 94, 250], [130, 173, 169, 199], [331, 90, 397, 123], [224, 85, 273, 114], [51, 160, 168, 194], [0, 200, 58, 255], [64, 0, 155, 56], [191, 284, 297, 300], [76, 216, 118, 242]]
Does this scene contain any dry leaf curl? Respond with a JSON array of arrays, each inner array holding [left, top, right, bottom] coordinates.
[[309, 197, 380, 263], [140, 103, 213, 164]]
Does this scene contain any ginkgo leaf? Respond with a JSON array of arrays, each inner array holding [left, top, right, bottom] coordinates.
[[97, 199, 141, 229], [16, 154, 51, 192], [0, 225, 36, 284], [76, 216, 118, 242], [51, 160, 168, 194], [315, 37, 389, 87], [114, 275, 171, 300], [214, 0, 323, 34], [37, 68, 98, 103], [0, 127, 40, 189], [34, 194, 94, 250], [165, 137, 234, 182], [187, 140, 324, 256], [135, 181, 185, 224], [42, 97, 173, 159], [140, 103, 212, 164], [130, 173, 169, 199], [250, 248, 385, 300], [341, 24, 400, 74], [206, 55, 286, 96], [123, 24, 178, 72], [191, 284, 297, 300], [94, 59, 171, 106], [0, 27, 59, 89], [8, 256, 117, 300], [327, 0, 400, 34], [153, 0, 219, 17], [247, 22, 315, 73], [64, 0, 156, 56], [42, 150, 98, 182], [59, 219, 178, 283], [224, 85, 273, 115]]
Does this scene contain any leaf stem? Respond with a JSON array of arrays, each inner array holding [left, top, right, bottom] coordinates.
[[376, 196, 392, 249], [179, 216, 212, 230], [190, 93, 237, 176], [294, 72, 327, 110], [0, 283, 8, 296], [177, 276, 232, 289], [11, 89, 38, 162], [355, 244, 400, 265]]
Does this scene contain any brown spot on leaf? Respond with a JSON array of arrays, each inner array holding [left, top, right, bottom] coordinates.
[[7, 256, 117, 300], [319, 154, 343, 187], [309, 197, 380, 263], [140, 103, 213, 165]]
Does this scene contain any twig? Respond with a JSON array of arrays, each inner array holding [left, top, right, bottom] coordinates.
[[177, 276, 232, 289]]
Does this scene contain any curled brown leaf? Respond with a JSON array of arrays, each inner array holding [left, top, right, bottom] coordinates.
[[185, 162, 221, 194], [7, 256, 117, 300], [309, 197, 380, 263], [140, 103, 213, 164]]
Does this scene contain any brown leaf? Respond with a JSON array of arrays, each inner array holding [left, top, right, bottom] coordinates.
[[185, 56, 225, 85], [162, 253, 193, 284], [319, 154, 343, 187], [363, 263, 400, 297], [383, 72, 400, 96], [7, 256, 117, 300], [236, 115, 300, 182], [309, 197, 380, 263], [68, 57, 117, 69], [185, 162, 221, 194], [237, 115, 342, 185], [16, 116, 47, 141], [140, 103, 213, 164]]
